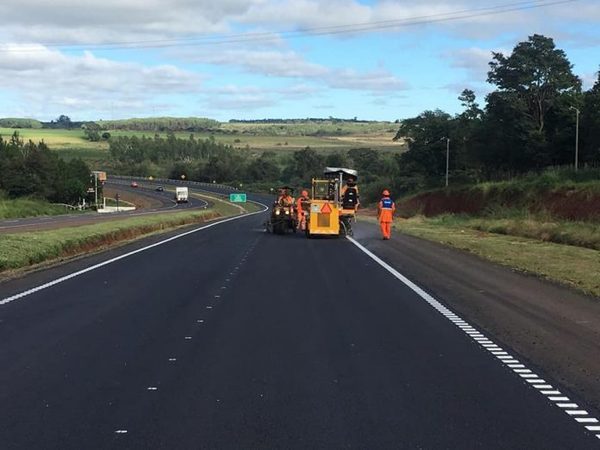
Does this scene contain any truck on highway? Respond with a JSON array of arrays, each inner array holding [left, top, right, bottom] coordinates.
[[175, 187, 189, 203]]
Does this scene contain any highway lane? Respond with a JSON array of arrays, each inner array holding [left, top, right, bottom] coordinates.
[[0, 181, 208, 233], [0, 206, 599, 448]]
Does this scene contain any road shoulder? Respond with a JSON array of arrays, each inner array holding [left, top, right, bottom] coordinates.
[[352, 220, 600, 415]]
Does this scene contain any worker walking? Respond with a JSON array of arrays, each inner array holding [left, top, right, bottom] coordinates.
[[378, 189, 395, 240], [296, 190, 310, 231]]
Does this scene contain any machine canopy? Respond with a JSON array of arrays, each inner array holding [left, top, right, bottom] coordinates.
[[323, 167, 358, 180]]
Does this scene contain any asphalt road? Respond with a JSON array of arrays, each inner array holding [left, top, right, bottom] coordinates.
[[0, 180, 208, 233], [0, 202, 599, 449]]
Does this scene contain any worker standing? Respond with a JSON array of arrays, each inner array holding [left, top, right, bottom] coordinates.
[[296, 189, 310, 231], [341, 177, 360, 211], [378, 189, 395, 240]]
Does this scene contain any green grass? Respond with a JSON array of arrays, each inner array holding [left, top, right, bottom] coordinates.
[[430, 214, 600, 250], [0, 209, 219, 271], [0, 124, 403, 170], [0, 127, 104, 149], [0, 191, 261, 273], [388, 216, 600, 297], [0, 198, 79, 219], [104, 197, 135, 208]]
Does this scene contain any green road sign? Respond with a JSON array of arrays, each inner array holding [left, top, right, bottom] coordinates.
[[229, 193, 247, 203]]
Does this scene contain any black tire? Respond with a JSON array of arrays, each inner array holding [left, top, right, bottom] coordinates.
[[274, 222, 284, 235]]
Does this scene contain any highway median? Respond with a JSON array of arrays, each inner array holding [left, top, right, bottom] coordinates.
[[0, 193, 262, 276]]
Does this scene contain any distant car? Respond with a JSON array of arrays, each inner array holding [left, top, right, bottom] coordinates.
[[131, 181, 138, 188], [155, 186, 164, 192]]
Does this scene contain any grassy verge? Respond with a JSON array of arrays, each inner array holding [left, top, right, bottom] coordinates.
[[0, 191, 264, 273], [427, 214, 600, 250], [0, 198, 79, 219], [388, 216, 600, 297], [0, 209, 219, 272], [104, 197, 135, 208]]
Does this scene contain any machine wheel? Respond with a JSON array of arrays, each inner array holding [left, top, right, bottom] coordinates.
[[340, 217, 354, 237], [274, 222, 285, 235]]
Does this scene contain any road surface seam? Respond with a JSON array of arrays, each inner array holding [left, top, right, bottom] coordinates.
[[115, 236, 261, 436], [347, 236, 600, 441], [0, 202, 268, 307]]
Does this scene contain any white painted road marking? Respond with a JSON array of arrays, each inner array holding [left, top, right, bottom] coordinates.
[[347, 236, 600, 441], [0, 201, 268, 306]]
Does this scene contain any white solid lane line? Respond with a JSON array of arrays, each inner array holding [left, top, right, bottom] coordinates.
[[346, 236, 600, 441]]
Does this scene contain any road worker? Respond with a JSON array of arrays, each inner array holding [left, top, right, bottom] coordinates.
[[378, 189, 396, 240], [296, 189, 310, 230], [341, 177, 359, 211], [277, 188, 294, 207]]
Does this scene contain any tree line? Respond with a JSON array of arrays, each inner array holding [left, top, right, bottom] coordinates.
[[394, 34, 599, 192], [0, 132, 91, 204], [97, 117, 220, 132], [108, 133, 398, 203]]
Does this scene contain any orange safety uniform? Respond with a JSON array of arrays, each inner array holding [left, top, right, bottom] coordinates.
[[378, 190, 395, 240], [296, 190, 310, 230]]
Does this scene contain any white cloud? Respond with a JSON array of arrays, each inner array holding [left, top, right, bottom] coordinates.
[[447, 47, 494, 78], [327, 68, 407, 92], [0, 43, 202, 119], [582, 71, 599, 90], [2, 0, 599, 45], [193, 48, 329, 78]]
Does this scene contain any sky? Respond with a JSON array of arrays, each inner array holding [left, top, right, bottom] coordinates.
[[0, 0, 598, 122]]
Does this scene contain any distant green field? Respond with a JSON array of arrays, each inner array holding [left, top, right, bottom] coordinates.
[[0, 127, 102, 149], [0, 122, 404, 169]]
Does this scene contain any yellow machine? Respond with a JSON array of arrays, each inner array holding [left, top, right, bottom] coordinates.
[[306, 167, 358, 238]]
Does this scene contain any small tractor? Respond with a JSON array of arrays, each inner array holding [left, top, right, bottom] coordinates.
[[265, 186, 297, 235]]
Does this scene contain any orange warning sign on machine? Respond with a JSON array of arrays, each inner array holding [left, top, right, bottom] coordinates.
[[320, 203, 332, 214]]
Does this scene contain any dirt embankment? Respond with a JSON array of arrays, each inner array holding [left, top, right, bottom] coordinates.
[[398, 187, 600, 221]]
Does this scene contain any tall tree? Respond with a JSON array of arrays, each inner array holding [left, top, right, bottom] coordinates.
[[581, 69, 600, 163], [395, 110, 454, 186], [488, 34, 581, 133]]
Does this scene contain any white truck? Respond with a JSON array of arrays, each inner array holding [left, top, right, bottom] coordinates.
[[175, 187, 189, 203]]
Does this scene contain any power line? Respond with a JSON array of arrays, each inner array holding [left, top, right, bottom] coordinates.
[[1, 0, 579, 53]]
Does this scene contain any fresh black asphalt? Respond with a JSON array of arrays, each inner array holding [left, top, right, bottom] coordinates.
[[0, 201, 598, 449]]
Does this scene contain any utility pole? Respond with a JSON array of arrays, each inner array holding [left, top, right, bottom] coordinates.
[[94, 172, 98, 210], [570, 106, 580, 171], [445, 137, 450, 187]]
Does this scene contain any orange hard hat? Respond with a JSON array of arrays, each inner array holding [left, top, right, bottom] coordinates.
[[382, 189, 390, 196], [301, 190, 309, 197]]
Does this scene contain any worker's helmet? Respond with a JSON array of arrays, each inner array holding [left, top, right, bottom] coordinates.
[[382, 189, 390, 196], [301, 190, 309, 197]]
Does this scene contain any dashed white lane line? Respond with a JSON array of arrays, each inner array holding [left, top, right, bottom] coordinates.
[[147, 387, 158, 391], [115, 430, 128, 434], [347, 236, 600, 441], [168, 358, 177, 362], [0, 202, 268, 306], [184, 336, 192, 340]]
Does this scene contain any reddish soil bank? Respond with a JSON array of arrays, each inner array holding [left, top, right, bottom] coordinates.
[[399, 188, 600, 221]]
